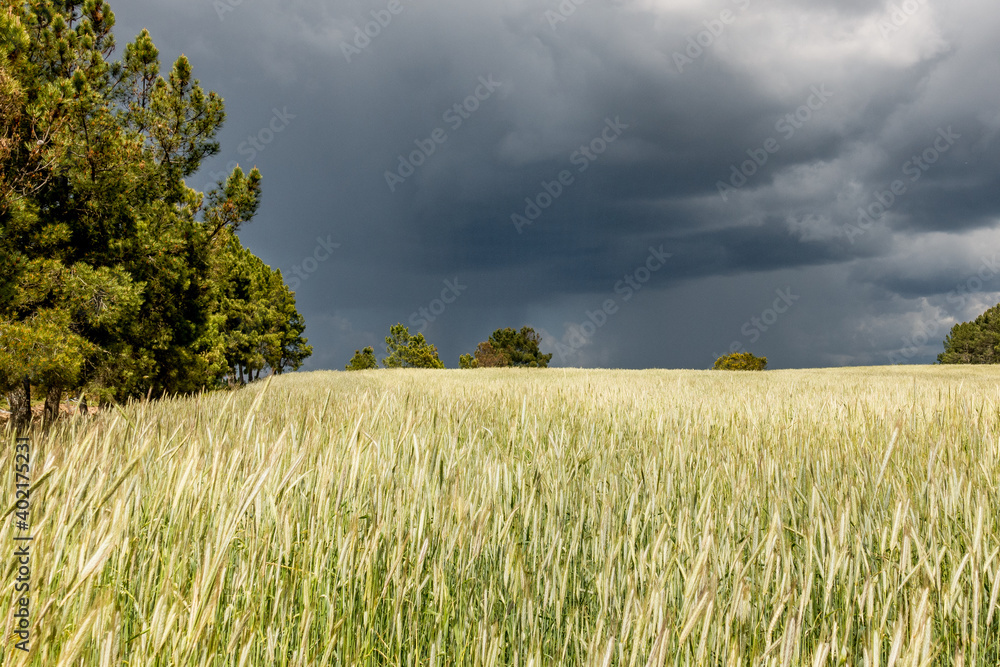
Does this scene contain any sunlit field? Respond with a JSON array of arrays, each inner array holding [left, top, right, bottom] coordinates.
[[3, 367, 999, 665]]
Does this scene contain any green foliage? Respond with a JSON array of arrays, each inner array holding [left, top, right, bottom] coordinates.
[[346, 347, 378, 371], [383, 324, 445, 369], [0, 62, 24, 196], [0, 309, 92, 391], [470, 326, 552, 368], [0, 0, 309, 410], [213, 233, 312, 384], [473, 341, 508, 368], [458, 353, 478, 369], [938, 304, 1000, 364], [713, 352, 767, 371], [204, 166, 263, 238]]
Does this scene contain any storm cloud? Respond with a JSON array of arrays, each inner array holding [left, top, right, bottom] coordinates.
[[110, 0, 1000, 369]]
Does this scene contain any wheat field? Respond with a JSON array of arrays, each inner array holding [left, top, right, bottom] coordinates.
[[2, 367, 999, 665]]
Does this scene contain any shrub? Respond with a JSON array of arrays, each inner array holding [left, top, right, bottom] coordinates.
[[465, 327, 552, 368], [473, 341, 509, 368], [345, 347, 378, 371], [713, 352, 767, 371]]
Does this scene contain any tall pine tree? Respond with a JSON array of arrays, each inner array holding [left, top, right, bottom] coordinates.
[[1, 1, 311, 424]]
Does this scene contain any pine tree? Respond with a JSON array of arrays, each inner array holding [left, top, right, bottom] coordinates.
[[383, 324, 445, 369], [466, 327, 552, 368], [938, 304, 1000, 364], [214, 231, 312, 384], [1, 1, 309, 422], [346, 347, 378, 371], [0, 310, 92, 428]]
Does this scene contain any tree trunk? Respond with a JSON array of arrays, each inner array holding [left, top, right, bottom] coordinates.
[[7, 377, 30, 430], [43, 385, 62, 427], [78, 391, 88, 416]]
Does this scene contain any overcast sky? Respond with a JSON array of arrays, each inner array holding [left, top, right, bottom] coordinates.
[[110, 0, 1000, 369]]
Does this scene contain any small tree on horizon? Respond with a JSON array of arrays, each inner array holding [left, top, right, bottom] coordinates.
[[346, 347, 378, 371], [383, 324, 445, 369], [465, 326, 552, 368], [713, 352, 767, 371]]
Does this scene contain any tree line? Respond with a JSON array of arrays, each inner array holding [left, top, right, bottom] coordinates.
[[0, 1, 310, 428], [346, 325, 553, 370], [350, 302, 1000, 372]]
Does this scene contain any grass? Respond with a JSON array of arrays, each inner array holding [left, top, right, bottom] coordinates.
[[2, 366, 999, 665]]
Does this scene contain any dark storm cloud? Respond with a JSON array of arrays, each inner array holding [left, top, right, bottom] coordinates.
[[108, 0, 1000, 369]]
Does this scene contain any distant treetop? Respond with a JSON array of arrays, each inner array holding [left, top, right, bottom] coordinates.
[[938, 303, 1000, 364], [465, 327, 553, 368], [713, 352, 767, 371]]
